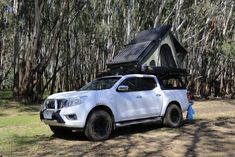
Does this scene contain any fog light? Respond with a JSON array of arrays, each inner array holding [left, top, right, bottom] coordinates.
[[66, 114, 77, 120]]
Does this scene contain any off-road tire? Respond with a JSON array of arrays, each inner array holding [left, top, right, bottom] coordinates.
[[163, 104, 182, 127], [84, 110, 113, 141], [49, 125, 72, 136]]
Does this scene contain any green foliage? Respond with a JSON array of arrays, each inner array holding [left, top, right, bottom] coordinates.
[[0, 90, 12, 99], [220, 41, 235, 57]]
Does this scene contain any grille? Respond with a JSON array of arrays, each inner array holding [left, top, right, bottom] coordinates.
[[57, 99, 68, 109]]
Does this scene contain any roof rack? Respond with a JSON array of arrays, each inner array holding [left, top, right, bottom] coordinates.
[[97, 66, 189, 78]]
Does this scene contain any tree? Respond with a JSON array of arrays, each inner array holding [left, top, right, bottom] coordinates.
[[0, 0, 234, 102]]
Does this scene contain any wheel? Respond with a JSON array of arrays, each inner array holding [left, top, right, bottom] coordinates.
[[49, 125, 72, 136], [163, 104, 182, 127], [84, 110, 113, 141]]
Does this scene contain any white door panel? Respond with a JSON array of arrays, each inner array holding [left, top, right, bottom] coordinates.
[[115, 76, 162, 122], [115, 92, 142, 121], [139, 89, 162, 116]]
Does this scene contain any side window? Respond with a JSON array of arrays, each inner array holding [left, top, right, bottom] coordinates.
[[120, 78, 137, 92], [136, 78, 156, 91]]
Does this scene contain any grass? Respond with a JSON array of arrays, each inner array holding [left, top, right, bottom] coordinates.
[[192, 100, 235, 120], [0, 92, 52, 156]]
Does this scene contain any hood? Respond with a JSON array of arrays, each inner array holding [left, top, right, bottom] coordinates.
[[47, 90, 108, 99], [47, 91, 87, 99]]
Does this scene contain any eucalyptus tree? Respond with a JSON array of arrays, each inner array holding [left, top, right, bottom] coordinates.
[[0, 0, 234, 102]]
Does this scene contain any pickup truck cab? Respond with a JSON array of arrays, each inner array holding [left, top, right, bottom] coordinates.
[[40, 74, 189, 141]]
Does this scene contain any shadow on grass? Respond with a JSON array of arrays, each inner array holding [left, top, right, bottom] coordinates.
[[3, 134, 55, 156], [51, 132, 88, 141], [52, 119, 202, 141], [6, 117, 235, 156], [112, 122, 165, 138], [10, 134, 51, 146], [53, 122, 166, 141], [0, 113, 10, 117], [46, 119, 209, 156]]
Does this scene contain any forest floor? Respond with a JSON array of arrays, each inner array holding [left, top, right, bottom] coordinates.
[[0, 92, 235, 157]]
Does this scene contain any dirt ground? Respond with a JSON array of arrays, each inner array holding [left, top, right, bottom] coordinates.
[[4, 100, 235, 157]]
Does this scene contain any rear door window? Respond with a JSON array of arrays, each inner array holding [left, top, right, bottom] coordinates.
[[136, 77, 156, 91]]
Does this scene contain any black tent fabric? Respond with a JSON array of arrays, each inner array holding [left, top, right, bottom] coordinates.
[[97, 66, 188, 78], [109, 41, 153, 64], [170, 34, 188, 63], [160, 44, 176, 68], [128, 25, 171, 44]]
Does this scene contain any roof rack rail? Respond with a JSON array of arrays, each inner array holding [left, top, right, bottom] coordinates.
[[97, 66, 189, 78]]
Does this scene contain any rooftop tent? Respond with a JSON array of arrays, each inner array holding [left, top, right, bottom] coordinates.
[[107, 25, 188, 70]]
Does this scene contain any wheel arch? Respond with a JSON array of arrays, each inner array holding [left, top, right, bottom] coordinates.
[[85, 105, 115, 128], [168, 101, 182, 111], [163, 101, 182, 116], [163, 101, 183, 127]]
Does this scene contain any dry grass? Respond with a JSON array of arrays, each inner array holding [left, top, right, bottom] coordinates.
[[0, 99, 235, 157]]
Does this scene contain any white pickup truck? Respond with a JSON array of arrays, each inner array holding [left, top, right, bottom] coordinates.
[[40, 74, 189, 141]]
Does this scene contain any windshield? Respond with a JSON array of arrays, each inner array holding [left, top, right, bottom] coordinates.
[[80, 77, 121, 91]]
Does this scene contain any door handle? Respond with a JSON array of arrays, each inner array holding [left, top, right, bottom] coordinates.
[[156, 94, 161, 96], [136, 96, 142, 98]]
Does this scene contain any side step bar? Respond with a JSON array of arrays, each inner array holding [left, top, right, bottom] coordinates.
[[115, 117, 162, 127]]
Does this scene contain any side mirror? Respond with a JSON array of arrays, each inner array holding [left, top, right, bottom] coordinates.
[[117, 85, 129, 92]]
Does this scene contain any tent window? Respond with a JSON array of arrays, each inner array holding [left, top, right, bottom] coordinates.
[[149, 60, 156, 66], [160, 44, 176, 68]]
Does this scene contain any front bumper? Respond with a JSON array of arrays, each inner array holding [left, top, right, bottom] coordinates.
[[40, 110, 65, 123], [40, 107, 87, 128]]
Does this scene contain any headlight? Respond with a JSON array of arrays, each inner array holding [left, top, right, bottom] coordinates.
[[64, 96, 88, 107]]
